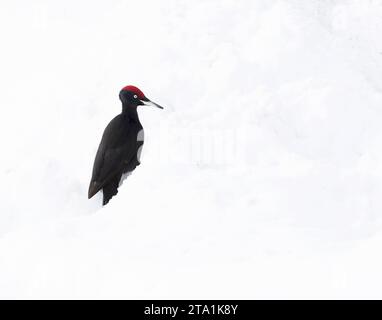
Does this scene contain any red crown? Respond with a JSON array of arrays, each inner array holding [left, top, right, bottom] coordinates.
[[121, 85, 146, 99]]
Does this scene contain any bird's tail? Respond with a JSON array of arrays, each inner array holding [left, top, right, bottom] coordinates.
[[102, 177, 120, 205]]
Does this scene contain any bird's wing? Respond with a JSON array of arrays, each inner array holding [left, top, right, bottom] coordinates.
[[88, 117, 136, 199]]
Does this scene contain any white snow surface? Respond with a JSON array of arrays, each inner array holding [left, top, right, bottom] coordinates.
[[1, 0, 382, 299]]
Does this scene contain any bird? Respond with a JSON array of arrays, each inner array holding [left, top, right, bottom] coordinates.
[[88, 85, 163, 205]]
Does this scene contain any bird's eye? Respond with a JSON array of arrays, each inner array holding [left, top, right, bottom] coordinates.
[[134, 95, 138, 99]]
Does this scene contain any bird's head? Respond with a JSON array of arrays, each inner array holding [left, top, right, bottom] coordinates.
[[119, 85, 164, 109]]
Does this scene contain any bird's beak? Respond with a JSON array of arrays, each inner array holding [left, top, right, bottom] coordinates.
[[141, 98, 164, 109]]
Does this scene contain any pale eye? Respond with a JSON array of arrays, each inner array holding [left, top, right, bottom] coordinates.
[[134, 94, 138, 99]]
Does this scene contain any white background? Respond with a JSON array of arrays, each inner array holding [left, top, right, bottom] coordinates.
[[1, 0, 382, 299]]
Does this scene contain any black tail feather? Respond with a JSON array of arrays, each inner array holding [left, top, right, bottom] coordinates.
[[102, 174, 121, 205]]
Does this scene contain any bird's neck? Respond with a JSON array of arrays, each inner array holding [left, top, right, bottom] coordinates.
[[122, 104, 139, 121]]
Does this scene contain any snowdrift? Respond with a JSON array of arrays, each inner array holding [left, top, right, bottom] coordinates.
[[1, 0, 382, 298]]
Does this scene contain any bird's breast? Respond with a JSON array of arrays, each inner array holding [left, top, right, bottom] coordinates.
[[137, 128, 144, 142]]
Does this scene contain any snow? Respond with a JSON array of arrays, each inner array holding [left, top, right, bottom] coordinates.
[[1, 0, 382, 299]]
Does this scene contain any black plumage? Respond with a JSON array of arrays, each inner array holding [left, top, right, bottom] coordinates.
[[88, 86, 163, 205]]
